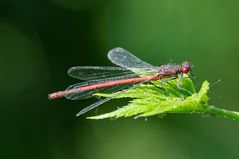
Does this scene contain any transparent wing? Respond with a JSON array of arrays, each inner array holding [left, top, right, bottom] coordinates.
[[76, 97, 113, 116], [108, 47, 158, 72], [68, 66, 136, 80], [65, 75, 138, 100]]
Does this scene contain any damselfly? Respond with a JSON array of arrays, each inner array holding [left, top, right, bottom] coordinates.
[[49, 47, 192, 116]]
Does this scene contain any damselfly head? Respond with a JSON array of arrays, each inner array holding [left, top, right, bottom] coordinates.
[[181, 61, 192, 74]]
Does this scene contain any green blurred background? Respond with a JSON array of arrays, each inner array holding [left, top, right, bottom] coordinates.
[[1, 0, 239, 158]]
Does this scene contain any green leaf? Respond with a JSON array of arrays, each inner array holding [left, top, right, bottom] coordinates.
[[86, 76, 239, 121], [88, 78, 210, 119]]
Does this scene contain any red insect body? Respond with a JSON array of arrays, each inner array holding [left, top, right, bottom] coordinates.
[[49, 76, 159, 100]]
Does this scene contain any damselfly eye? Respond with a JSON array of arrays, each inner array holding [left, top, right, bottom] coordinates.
[[182, 67, 190, 73], [181, 61, 192, 74]]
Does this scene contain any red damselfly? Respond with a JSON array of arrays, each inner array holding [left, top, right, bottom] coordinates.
[[49, 47, 192, 116]]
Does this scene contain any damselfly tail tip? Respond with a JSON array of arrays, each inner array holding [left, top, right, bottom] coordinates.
[[48, 90, 66, 100], [48, 93, 54, 100], [48, 92, 60, 100]]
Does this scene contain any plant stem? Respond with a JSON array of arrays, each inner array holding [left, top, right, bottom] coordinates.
[[206, 106, 239, 120]]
